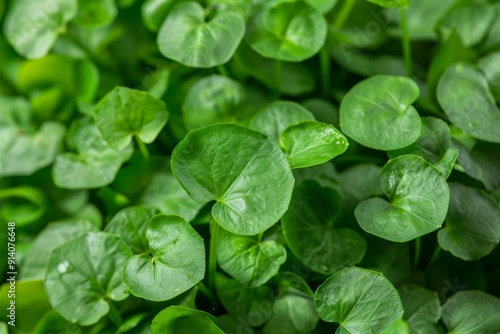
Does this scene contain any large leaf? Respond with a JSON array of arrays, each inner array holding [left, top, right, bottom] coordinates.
[[94, 86, 169, 150], [123, 215, 205, 301], [355, 155, 450, 242], [152, 306, 223, 334], [217, 228, 287, 287], [171, 124, 294, 235], [438, 183, 500, 261], [282, 181, 366, 275], [246, 1, 327, 62], [437, 63, 500, 143], [315, 267, 404, 333], [157, 1, 245, 67], [3, 0, 78, 58], [44, 232, 132, 326], [340, 75, 421, 150]]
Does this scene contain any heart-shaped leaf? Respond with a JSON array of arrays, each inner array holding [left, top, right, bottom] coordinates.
[[152, 306, 223, 334], [438, 183, 500, 261], [355, 155, 450, 242], [282, 181, 366, 275], [437, 63, 500, 143], [340, 75, 421, 150], [44, 232, 132, 326], [123, 214, 205, 301], [217, 228, 287, 287], [246, 1, 327, 62], [157, 1, 245, 68], [315, 267, 404, 333], [279, 121, 349, 168], [171, 124, 294, 235], [94, 86, 169, 150]]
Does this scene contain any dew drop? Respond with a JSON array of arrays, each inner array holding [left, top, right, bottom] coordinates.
[[58, 261, 70, 274]]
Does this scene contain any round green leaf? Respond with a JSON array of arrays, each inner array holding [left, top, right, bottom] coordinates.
[[171, 124, 294, 235], [246, 1, 327, 61], [340, 75, 422, 150], [355, 155, 450, 242], [44, 232, 132, 326], [3, 0, 78, 59], [438, 183, 500, 261], [123, 214, 205, 301], [217, 228, 287, 287], [250, 101, 315, 142], [73, 0, 117, 29], [104, 206, 159, 254], [442, 291, 500, 334], [280, 121, 349, 169], [282, 181, 366, 275], [437, 63, 500, 143], [183, 75, 247, 131], [152, 306, 223, 334], [94, 86, 169, 150], [315, 267, 404, 333], [157, 1, 245, 68]]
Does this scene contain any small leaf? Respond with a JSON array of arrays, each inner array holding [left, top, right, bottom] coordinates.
[[246, 1, 327, 62], [380, 319, 410, 334], [339, 163, 383, 207], [94, 86, 169, 150], [73, 0, 117, 28], [438, 183, 500, 261], [123, 215, 205, 301], [478, 51, 500, 102], [217, 228, 287, 287], [315, 267, 404, 333], [280, 121, 348, 169], [399, 285, 441, 333], [355, 155, 450, 242], [340, 75, 421, 150], [157, 1, 245, 67], [44, 232, 132, 326], [171, 124, 294, 235], [152, 306, 223, 334]]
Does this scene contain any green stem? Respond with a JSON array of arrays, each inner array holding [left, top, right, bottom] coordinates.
[[197, 282, 219, 311], [107, 302, 123, 328], [217, 64, 229, 77], [136, 137, 150, 160], [400, 8, 413, 77], [274, 59, 282, 99], [427, 245, 442, 269], [320, 46, 331, 99], [207, 219, 221, 291], [333, 0, 356, 29], [412, 237, 421, 268]]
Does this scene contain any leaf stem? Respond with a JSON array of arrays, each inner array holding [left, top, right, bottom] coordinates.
[[274, 59, 282, 99], [136, 137, 150, 160], [197, 282, 219, 311], [412, 237, 421, 268], [320, 46, 331, 99], [107, 302, 123, 328], [333, 0, 356, 29], [427, 244, 442, 269], [217, 64, 229, 77], [207, 219, 220, 292], [400, 8, 413, 77]]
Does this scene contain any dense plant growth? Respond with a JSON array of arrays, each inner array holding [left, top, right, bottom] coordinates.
[[0, 0, 499, 333]]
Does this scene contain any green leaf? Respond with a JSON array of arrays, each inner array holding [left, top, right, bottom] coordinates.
[[315, 267, 404, 333], [94, 86, 169, 149], [44, 232, 132, 326], [217, 228, 287, 287], [355, 155, 450, 242], [52, 120, 133, 189], [293, 161, 340, 191], [246, 1, 327, 62], [301, 98, 339, 127], [0, 96, 65, 177], [123, 215, 205, 301], [152, 306, 223, 334], [183, 75, 247, 131], [141, 0, 178, 32], [438, 183, 500, 261], [20, 219, 97, 280], [438, 63, 500, 143], [366, 0, 410, 9], [104, 205, 159, 254], [73, 0, 117, 28], [380, 319, 410, 334], [279, 121, 349, 169], [442, 291, 500, 334], [402, 0, 457, 40], [0, 186, 46, 227], [215, 273, 273, 327], [171, 124, 294, 235], [157, 1, 245, 68], [208, 0, 253, 19], [339, 163, 383, 208], [388, 117, 459, 177], [3, 0, 78, 59], [478, 51, 500, 102], [340, 75, 422, 150], [250, 101, 315, 142], [399, 285, 441, 333], [282, 181, 366, 275], [217, 315, 255, 334]]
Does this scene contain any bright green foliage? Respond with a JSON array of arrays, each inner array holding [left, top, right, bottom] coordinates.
[[355, 155, 450, 242], [152, 306, 224, 334], [367, 0, 411, 9], [340, 75, 421, 150], [74, 0, 117, 28]]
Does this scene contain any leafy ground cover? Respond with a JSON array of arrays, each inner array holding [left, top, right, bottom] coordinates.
[[0, 0, 500, 333]]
